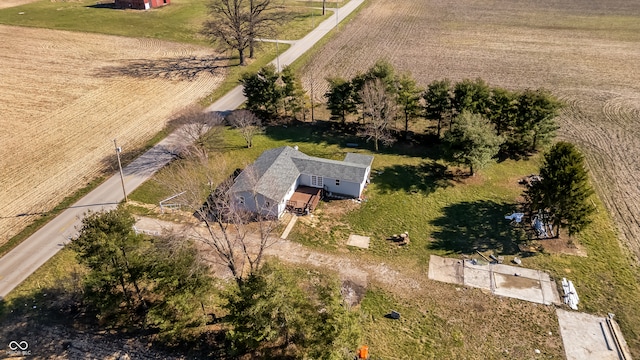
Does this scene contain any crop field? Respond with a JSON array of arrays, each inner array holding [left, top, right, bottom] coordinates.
[[0, 25, 226, 244], [299, 0, 640, 262]]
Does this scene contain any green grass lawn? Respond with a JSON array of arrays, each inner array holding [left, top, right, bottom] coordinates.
[[134, 119, 640, 356], [8, 119, 640, 356], [0, 0, 210, 44], [0, 0, 333, 45]]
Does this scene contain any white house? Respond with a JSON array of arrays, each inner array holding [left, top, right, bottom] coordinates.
[[229, 146, 374, 217]]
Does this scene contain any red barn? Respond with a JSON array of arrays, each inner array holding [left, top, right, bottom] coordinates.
[[115, 0, 169, 10]]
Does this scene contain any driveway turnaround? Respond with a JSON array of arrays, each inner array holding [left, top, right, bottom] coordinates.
[[0, 0, 365, 299]]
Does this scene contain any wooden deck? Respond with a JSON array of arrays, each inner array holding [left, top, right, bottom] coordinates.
[[286, 186, 322, 215]]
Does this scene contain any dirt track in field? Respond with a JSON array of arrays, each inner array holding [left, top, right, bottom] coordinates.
[[300, 0, 640, 262], [0, 25, 226, 244], [0, 0, 38, 9]]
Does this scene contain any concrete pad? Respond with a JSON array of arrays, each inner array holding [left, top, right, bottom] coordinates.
[[427, 255, 464, 285], [493, 272, 545, 304], [427, 256, 561, 305], [347, 234, 370, 249], [541, 278, 562, 305], [463, 263, 492, 290], [556, 309, 622, 360], [492, 263, 541, 279]]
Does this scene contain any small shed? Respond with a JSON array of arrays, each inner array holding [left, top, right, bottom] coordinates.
[[115, 0, 169, 10]]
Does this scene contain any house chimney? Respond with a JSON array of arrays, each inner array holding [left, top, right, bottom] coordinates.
[[293, 145, 299, 151]]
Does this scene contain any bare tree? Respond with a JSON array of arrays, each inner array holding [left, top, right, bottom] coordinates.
[[358, 79, 397, 151], [202, 0, 252, 65], [227, 109, 264, 148], [157, 156, 279, 285], [170, 106, 224, 160], [202, 0, 286, 65]]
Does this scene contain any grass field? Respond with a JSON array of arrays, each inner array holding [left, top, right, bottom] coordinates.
[[0, 0, 333, 44], [126, 120, 640, 358], [2, 0, 639, 356], [298, 0, 640, 270], [294, 0, 640, 354]]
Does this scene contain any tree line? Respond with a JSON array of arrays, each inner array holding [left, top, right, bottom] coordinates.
[[240, 60, 562, 174], [238, 62, 595, 235], [324, 61, 563, 157]]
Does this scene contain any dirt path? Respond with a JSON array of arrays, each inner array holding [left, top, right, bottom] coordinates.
[[0, 0, 39, 9], [134, 216, 421, 294]]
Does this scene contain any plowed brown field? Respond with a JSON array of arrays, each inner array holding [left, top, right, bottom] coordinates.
[[0, 25, 226, 244], [300, 0, 640, 261]]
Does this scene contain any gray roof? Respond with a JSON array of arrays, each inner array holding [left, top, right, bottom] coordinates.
[[229, 146, 373, 202], [344, 153, 374, 167]]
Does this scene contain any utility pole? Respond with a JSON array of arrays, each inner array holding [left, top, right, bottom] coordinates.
[[113, 139, 127, 203], [310, 75, 315, 122], [276, 38, 280, 73]]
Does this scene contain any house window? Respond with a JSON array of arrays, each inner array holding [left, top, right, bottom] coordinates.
[[335, 179, 340, 186], [311, 175, 323, 188], [238, 196, 245, 205]]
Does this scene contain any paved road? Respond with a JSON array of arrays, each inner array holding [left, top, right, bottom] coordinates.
[[0, 0, 365, 299]]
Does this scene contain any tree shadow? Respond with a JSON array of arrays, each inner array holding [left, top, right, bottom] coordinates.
[[373, 162, 453, 195], [429, 200, 525, 255], [96, 55, 231, 81], [264, 119, 443, 159], [99, 141, 179, 179]]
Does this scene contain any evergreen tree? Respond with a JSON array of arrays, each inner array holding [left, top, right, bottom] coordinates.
[[452, 78, 491, 118], [525, 142, 595, 237], [487, 86, 518, 137], [224, 262, 360, 358], [144, 235, 214, 342], [423, 79, 453, 138], [70, 208, 147, 320], [422, 79, 453, 139], [241, 65, 282, 117], [514, 89, 562, 152], [325, 77, 359, 123], [443, 111, 502, 175], [280, 66, 305, 118], [395, 72, 423, 138], [361, 59, 396, 93], [71, 208, 215, 341]]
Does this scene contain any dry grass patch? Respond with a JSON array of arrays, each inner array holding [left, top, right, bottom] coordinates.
[[0, 25, 227, 244], [0, 0, 38, 9]]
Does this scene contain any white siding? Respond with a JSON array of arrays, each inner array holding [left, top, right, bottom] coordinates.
[[298, 173, 311, 187], [323, 178, 361, 198], [234, 191, 278, 217]]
